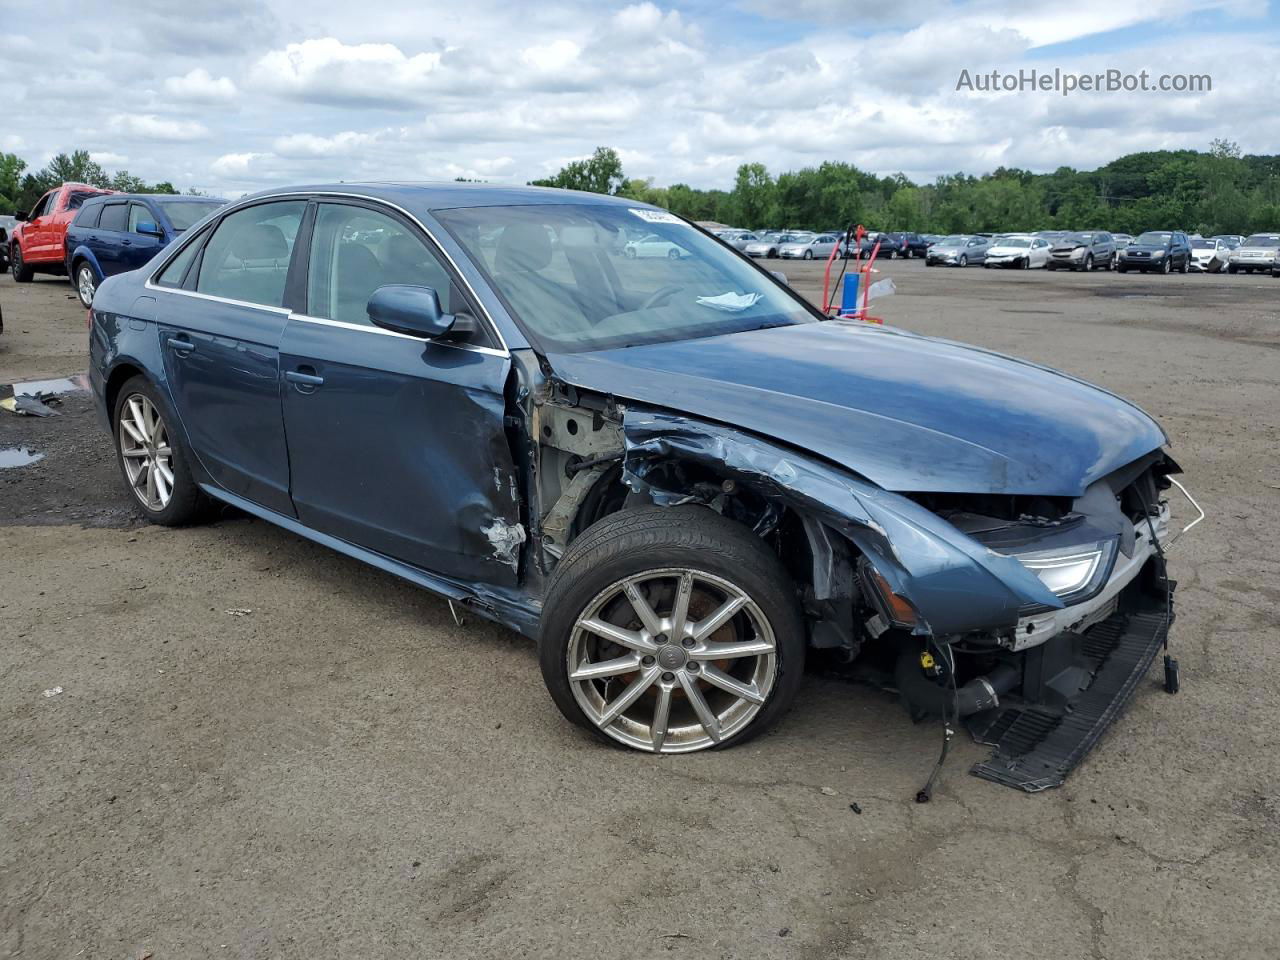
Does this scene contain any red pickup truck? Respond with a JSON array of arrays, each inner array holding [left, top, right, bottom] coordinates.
[[8, 182, 115, 282]]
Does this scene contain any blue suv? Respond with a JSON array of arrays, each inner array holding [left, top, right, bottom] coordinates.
[[65, 194, 225, 307]]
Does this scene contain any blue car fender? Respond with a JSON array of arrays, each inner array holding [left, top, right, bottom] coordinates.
[[619, 408, 1063, 638]]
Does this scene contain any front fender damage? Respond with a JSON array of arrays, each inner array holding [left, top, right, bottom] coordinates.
[[619, 408, 1063, 638]]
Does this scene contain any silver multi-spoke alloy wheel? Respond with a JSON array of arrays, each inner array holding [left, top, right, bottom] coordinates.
[[118, 394, 175, 511], [567, 568, 777, 753], [76, 264, 96, 306]]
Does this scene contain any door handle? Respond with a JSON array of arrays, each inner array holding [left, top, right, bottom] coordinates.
[[121, 239, 132, 246], [166, 336, 195, 355], [286, 368, 324, 392]]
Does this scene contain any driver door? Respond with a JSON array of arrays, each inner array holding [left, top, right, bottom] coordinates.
[[280, 200, 522, 585]]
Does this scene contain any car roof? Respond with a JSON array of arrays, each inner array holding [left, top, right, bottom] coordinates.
[[80, 193, 227, 206], [234, 181, 646, 214]]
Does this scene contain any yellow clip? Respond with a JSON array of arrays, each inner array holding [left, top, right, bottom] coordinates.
[[919, 652, 936, 670]]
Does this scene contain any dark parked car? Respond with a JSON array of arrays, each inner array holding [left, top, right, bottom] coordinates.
[[1116, 231, 1192, 274], [65, 194, 226, 307], [88, 183, 1193, 789], [1045, 231, 1116, 271]]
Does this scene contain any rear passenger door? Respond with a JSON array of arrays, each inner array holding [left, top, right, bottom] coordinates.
[[279, 199, 522, 584], [95, 202, 130, 277], [155, 199, 306, 516]]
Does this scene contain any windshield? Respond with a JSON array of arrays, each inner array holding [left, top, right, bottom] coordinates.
[[437, 203, 817, 354], [935, 236, 966, 247], [1063, 232, 1094, 243], [998, 237, 1032, 248], [1136, 232, 1172, 244], [1191, 240, 1214, 249], [1243, 234, 1280, 247], [154, 199, 224, 231]]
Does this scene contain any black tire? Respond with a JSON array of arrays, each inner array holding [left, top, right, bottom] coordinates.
[[624, 247, 637, 259], [667, 248, 681, 260], [1178, 258, 1189, 274], [958, 254, 968, 267], [1227, 264, 1237, 274], [538, 505, 806, 753], [1117, 265, 1128, 273], [10, 244, 33, 283], [1161, 258, 1171, 275], [802, 249, 813, 260], [1082, 254, 1093, 272], [112, 376, 212, 526]]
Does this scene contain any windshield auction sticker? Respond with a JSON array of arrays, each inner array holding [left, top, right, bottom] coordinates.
[[629, 208, 685, 225]]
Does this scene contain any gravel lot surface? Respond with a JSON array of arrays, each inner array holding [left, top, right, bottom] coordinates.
[[2, 260, 1278, 959]]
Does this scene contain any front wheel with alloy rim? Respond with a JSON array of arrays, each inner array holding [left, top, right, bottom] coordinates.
[[958, 254, 968, 267], [75, 262, 97, 307], [1161, 258, 1172, 274], [10, 245, 33, 282], [113, 376, 211, 525], [539, 506, 804, 753]]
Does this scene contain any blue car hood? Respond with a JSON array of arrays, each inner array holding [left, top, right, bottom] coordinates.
[[546, 321, 1166, 496]]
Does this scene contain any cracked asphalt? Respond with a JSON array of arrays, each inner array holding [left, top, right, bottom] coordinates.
[[2, 262, 1278, 959]]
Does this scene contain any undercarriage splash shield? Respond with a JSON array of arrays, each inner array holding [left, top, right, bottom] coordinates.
[[968, 585, 1174, 792]]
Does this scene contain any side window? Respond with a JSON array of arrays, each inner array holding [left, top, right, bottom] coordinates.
[[30, 193, 53, 219], [128, 203, 156, 234], [75, 204, 102, 228], [196, 201, 305, 308], [155, 231, 206, 288], [306, 203, 456, 327], [98, 203, 128, 233]]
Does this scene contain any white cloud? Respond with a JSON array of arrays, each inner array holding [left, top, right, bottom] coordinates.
[[251, 37, 443, 106], [211, 152, 264, 176], [108, 113, 210, 141], [272, 130, 381, 157], [89, 151, 129, 166], [163, 67, 238, 102]]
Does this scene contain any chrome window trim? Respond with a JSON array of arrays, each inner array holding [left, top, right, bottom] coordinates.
[[289, 312, 508, 358], [146, 190, 509, 357]]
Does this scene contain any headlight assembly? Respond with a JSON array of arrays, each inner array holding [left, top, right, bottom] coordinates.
[[1005, 539, 1117, 603]]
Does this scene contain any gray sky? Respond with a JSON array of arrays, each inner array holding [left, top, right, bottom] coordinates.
[[2, 0, 1275, 196]]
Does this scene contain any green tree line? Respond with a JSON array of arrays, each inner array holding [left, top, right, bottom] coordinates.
[[535, 141, 1280, 236], [1, 149, 194, 215]]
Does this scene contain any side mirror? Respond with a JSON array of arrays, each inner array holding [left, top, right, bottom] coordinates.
[[137, 221, 164, 238], [367, 284, 456, 339]]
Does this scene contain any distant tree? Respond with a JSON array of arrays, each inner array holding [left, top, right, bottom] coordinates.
[[44, 150, 109, 188], [0, 152, 26, 213], [530, 147, 625, 195]]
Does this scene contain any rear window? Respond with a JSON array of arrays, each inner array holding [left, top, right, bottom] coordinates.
[[67, 190, 105, 211]]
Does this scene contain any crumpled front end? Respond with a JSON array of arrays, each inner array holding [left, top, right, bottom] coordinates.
[[619, 406, 1194, 792]]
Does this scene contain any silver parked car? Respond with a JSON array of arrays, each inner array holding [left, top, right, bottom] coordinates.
[[778, 234, 839, 260], [717, 231, 759, 252], [744, 232, 810, 259], [925, 235, 991, 267], [1226, 233, 1280, 274]]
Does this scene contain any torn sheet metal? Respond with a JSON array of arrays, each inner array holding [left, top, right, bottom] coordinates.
[[621, 408, 1063, 637]]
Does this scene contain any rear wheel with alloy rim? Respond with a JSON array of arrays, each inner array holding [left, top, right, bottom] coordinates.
[[75, 262, 97, 307], [539, 506, 804, 753], [113, 376, 210, 525]]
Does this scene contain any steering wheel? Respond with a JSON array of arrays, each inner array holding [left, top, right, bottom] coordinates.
[[641, 284, 684, 310]]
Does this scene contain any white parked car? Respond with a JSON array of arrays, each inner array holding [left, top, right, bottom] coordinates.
[[982, 235, 1052, 270], [778, 234, 839, 260], [1189, 238, 1229, 273], [624, 233, 689, 260]]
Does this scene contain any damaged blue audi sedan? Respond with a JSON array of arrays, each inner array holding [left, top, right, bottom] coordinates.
[[88, 183, 1200, 791]]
